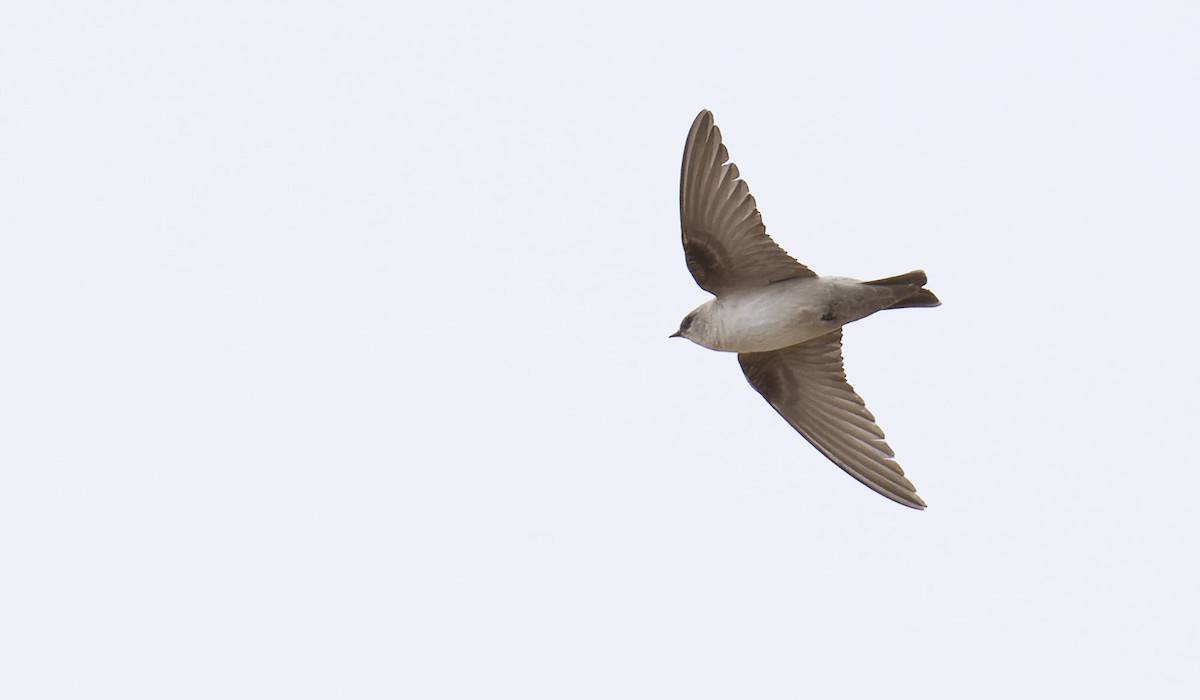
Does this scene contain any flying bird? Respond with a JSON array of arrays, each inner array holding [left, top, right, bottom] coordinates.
[[671, 110, 940, 509]]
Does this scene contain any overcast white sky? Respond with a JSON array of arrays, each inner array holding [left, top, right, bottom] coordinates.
[[2, 2, 1198, 698]]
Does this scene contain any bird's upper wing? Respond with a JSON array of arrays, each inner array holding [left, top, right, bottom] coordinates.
[[738, 330, 926, 509], [680, 110, 815, 296]]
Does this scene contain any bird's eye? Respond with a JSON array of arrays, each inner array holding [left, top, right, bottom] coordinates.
[[681, 316, 694, 330]]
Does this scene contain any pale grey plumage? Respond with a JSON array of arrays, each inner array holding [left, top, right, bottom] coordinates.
[[673, 110, 939, 510]]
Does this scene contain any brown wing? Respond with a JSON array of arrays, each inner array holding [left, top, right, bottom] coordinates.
[[738, 330, 926, 509], [680, 110, 815, 296]]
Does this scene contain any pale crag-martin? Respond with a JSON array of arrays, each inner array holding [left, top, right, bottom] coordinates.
[[672, 110, 940, 509]]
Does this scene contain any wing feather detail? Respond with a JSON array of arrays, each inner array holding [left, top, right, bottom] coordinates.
[[680, 110, 815, 295], [738, 330, 926, 509]]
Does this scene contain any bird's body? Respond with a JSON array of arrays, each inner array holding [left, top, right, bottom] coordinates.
[[678, 274, 926, 353], [672, 110, 939, 509]]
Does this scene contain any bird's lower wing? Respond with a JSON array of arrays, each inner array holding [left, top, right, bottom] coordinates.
[[737, 330, 926, 509]]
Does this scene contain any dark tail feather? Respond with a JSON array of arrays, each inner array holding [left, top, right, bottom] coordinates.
[[865, 269, 928, 288], [864, 269, 941, 309], [889, 288, 941, 309]]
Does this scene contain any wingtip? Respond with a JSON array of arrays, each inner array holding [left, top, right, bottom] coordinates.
[[879, 487, 926, 510], [901, 490, 928, 510]]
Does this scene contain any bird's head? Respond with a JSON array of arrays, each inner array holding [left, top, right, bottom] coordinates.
[[670, 308, 710, 344]]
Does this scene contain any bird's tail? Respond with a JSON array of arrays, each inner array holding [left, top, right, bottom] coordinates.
[[864, 269, 941, 309]]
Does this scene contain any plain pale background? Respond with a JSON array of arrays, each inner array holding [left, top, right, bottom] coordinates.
[[2, 1, 1197, 698]]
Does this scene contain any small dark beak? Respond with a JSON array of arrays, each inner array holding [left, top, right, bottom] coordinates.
[[669, 331, 682, 338]]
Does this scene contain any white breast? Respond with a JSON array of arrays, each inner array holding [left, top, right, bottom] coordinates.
[[708, 279, 835, 353]]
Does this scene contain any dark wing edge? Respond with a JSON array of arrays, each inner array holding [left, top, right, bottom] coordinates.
[[738, 330, 927, 510], [680, 110, 814, 296]]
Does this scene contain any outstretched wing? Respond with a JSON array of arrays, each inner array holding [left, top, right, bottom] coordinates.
[[680, 110, 815, 296], [738, 330, 926, 509]]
